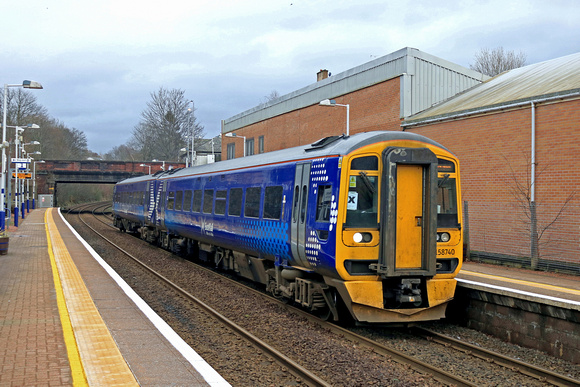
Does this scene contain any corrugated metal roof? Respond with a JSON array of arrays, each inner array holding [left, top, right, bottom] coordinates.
[[223, 47, 487, 133], [403, 52, 580, 125]]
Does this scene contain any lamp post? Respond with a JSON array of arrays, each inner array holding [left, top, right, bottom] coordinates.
[[224, 132, 247, 157], [187, 100, 195, 167], [24, 148, 41, 213], [1, 80, 43, 233], [32, 160, 45, 209], [140, 163, 152, 174], [319, 99, 350, 136], [12, 126, 39, 224]]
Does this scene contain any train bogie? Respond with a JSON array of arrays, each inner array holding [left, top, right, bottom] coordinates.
[[113, 131, 463, 324]]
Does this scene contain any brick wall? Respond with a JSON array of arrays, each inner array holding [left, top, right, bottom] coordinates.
[[223, 78, 401, 157], [409, 98, 580, 266]]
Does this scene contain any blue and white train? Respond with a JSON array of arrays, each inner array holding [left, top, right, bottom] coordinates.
[[113, 131, 463, 324]]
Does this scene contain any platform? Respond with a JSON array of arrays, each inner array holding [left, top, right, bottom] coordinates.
[[458, 261, 580, 308], [0, 208, 229, 386]]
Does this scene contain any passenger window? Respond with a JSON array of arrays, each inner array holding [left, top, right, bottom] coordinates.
[[215, 190, 227, 215], [167, 191, 175, 210], [264, 186, 283, 220], [245, 187, 261, 218], [192, 190, 202, 212], [175, 191, 183, 211], [183, 190, 192, 212], [316, 185, 332, 222], [203, 189, 214, 214], [229, 188, 243, 216]]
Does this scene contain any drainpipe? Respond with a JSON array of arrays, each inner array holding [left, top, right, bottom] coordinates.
[[531, 102, 536, 203], [530, 101, 538, 268]]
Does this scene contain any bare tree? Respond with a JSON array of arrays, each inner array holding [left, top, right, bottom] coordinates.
[[470, 47, 527, 77], [502, 153, 575, 269], [103, 144, 140, 161], [132, 87, 204, 162], [258, 90, 281, 107], [0, 89, 48, 126]]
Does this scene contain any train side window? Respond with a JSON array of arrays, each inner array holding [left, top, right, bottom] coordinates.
[[264, 186, 283, 220], [229, 188, 243, 216], [175, 191, 183, 211], [300, 185, 307, 223], [167, 191, 175, 210], [183, 190, 192, 212], [351, 155, 378, 171], [192, 190, 202, 213], [316, 185, 332, 222], [292, 186, 300, 223], [203, 189, 214, 214], [245, 187, 261, 218], [215, 190, 227, 215]]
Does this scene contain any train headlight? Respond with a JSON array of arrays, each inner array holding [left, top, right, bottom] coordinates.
[[439, 232, 451, 243], [353, 232, 372, 243]]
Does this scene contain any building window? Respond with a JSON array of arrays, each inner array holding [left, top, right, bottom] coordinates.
[[227, 143, 235, 159], [259, 136, 264, 154], [246, 138, 255, 156]]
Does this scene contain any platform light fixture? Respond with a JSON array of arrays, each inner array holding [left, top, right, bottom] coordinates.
[[1, 81, 43, 233], [319, 99, 350, 136], [140, 163, 152, 174]]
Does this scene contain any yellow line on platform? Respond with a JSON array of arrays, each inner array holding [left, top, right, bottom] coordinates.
[[46, 209, 88, 386], [460, 270, 580, 296], [46, 208, 138, 386]]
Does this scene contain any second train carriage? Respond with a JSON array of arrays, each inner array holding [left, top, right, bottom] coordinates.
[[113, 131, 463, 324]]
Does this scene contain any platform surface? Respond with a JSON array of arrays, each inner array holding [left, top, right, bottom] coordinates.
[[0, 208, 229, 386]]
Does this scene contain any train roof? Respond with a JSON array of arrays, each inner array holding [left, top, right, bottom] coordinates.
[[117, 131, 450, 185]]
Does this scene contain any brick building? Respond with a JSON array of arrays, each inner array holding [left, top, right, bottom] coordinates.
[[403, 52, 580, 271], [222, 47, 487, 157], [221, 48, 580, 272]]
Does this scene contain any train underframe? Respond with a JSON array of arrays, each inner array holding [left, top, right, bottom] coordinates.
[[114, 218, 452, 324]]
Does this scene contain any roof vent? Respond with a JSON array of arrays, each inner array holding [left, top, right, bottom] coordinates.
[[305, 135, 345, 151]]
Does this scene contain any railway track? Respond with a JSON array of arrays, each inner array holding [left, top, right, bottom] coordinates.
[[67, 203, 331, 386], [65, 202, 580, 386]]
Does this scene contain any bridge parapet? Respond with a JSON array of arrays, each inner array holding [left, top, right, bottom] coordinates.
[[35, 160, 185, 194]]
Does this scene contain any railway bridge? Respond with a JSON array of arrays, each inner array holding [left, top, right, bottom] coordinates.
[[35, 160, 185, 205]]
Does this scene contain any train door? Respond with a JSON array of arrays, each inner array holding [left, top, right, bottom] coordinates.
[[155, 180, 167, 229], [290, 163, 311, 268], [378, 147, 438, 277], [146, 180, 156, 224]]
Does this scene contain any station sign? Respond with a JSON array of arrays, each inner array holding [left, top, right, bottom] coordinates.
[[12, 172, 32, 179], [11, 158, 30, 170]]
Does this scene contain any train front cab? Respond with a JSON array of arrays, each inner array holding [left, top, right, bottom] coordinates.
[[329, 141, 463, 324]]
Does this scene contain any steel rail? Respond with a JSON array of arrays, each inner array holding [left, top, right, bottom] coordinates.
[[412, 327, 580, 387], [76, 207, 331, 387]]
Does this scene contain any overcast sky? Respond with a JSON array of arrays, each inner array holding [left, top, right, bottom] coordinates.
[[1, 0, 578, 154]]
